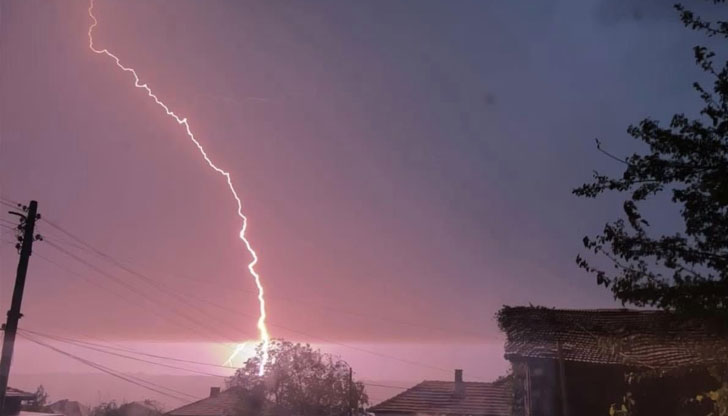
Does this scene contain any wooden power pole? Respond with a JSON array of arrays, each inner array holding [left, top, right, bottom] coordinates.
[[0, 201, 39, 416]]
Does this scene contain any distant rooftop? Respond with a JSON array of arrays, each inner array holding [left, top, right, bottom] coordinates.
[[498, 306, 728, 369], [166, 388, 239, 416], [47, 399, 90, 416], [6, 387, 35, 400], [369, 371, 510, 416]]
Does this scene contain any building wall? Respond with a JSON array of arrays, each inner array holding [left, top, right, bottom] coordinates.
[[4, 398, 23, 416], [371, 413, 438, 416], [524, 358, 564, 416], [511, 361, 529, 416], [510, 358, 718, 416]]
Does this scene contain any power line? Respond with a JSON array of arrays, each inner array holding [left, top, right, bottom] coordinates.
[[33, 251, 212, 337], [43, 239, 243, 346], [0, 201, 19, 210], [159, 289, 458, 375], [20, 328, 411, 392], [40, 237, 477, 377], [0, 196, 19, 205], [0, 223, 20, 233], [18, 332, 199, 402], [21, 333, 200, 401], [31, 229, 91, 254], [35, 252, 147, 303], [270, 323, 453, 374], [14, 204, 490, 378], [19, 327, 232, 369], [39, 224, 278, 349], [40, 216, 488, 340], [37, 233, 452, 374], [41, 222, 275, 337], [18, 329, 229, 378]]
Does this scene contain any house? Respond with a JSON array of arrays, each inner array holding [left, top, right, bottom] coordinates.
[[369, 370, 510, 416], [46, 400, 90, 416], [2, 387, 61, 416], [3, 387, 36, 416], [498, 306, 728, 416], [118, 402, 161, 416], [166, 387, 242, 416]]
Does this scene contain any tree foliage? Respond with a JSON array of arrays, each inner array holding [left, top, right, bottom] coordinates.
[[90, 401, 124, 416], [228, 340, 368, 416], [22, 385, 48, 412], [89, 400, 162, 416], [574, 0, 728, 317]]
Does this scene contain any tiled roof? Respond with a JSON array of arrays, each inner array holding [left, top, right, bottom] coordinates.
[[166, 389, 240, 416], [120, 401, 161, 416], [369, 381, 510, 416], [6, 387, 35, 399], [48, 400, 90, 416], [498, 306, 728, 369]]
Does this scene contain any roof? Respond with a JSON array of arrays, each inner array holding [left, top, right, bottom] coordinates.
[[120, 401, 161, 416], [369, 381, 510, 416], [166, 389, 240, 416], [6, 387, 35, 400], [498, 306, 728, 369], [48, 400, 90, 416]]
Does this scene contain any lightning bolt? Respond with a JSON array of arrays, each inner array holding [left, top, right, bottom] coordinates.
[[87, 0, 270, 375], [223, 342, 248, 368]]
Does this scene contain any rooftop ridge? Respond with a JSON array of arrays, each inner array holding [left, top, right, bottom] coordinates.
[[421, 380, 498, 385], [502, 305, 661, 313], [370, 379, 510, 416], [498, 305, 728, 369]]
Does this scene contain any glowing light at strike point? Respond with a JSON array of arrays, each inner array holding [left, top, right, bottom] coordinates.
[[87, 0, 270, 375], [223, 343, 248, 367]]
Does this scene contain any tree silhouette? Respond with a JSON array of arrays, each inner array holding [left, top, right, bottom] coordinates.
[[22, 385, 48, 412], [575, 1, 728, 317], [228, 340, 368, 416]]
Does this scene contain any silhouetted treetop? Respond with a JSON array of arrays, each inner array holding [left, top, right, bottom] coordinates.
[[574, 1, 728, 316], [228, 340, 368, 416]]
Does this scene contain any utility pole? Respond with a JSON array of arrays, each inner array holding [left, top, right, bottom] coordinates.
[[0, 201, 39, 416]]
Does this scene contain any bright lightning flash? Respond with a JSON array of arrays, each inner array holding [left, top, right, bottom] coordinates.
[[87, 0, 270, 375], [223, 342, 248, 368]]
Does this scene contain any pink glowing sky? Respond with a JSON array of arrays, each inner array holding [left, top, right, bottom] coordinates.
[[0, 0, 708, 404]]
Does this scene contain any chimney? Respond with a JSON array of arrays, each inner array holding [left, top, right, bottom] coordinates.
[[453, 369, 465, 398], [210, 387, 221, 398]]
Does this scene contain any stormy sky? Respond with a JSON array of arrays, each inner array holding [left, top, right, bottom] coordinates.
[[0, 0, 719, 404]]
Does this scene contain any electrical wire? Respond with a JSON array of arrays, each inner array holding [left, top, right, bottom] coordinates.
[[34, 250, 239, 353], [40, 237, 481, 377], [43, 239, 243, 346], [20, 328, 411, 391], [19, 327, 231, 369], [18, 329, 229, 378], [41, 217, 488, 340], [0, 196, 20, 205], [18, 332, 200, 402], [7, 201, 491, 379]]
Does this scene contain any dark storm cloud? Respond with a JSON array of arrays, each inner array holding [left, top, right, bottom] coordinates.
[[0, 0, 718, 349]]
